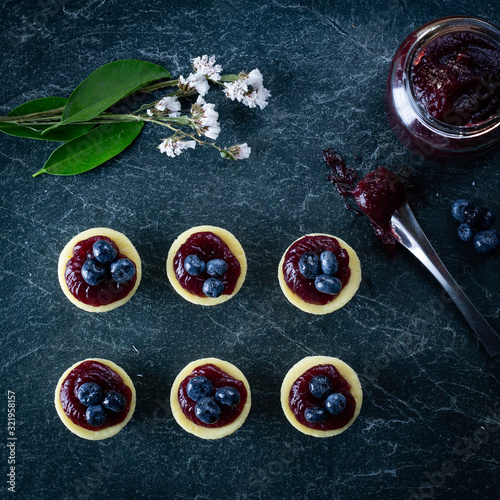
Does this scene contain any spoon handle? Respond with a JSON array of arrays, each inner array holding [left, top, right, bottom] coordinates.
[[391, 203, 500, 358]]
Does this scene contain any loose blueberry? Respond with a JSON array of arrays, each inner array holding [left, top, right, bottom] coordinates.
[[473, 230, 500, 254], [202, 278, 224, 298], [194, 397, 221, 424], [458, 223, 475, 242], [320, 250, 338, 275], [110, 258, 136, 284], [184, 254, 205, 276], [92, 240, 117, 264], [298, 252, 321, 279], [186, 376, 214, 402], [314, 274, 342, 295], [86, 404, 107, 427], [304, 407, 328, 423], [309, 375, 333, 399], [215, 386, 240, 407], [451, 199, 472, 222], [102, 391, 127, 413], [77, 382, 103, 406], [206, 259, 228, 277], [463, 205, 485, 230], [325, 393, 347, 415], [481, 209, 495, 230], [81, 258, 108, 286]]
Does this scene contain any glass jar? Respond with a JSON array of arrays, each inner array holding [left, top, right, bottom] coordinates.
[[386, 16, 500, 162]]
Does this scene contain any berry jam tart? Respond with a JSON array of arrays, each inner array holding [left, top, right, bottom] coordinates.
[[278, 234, 361, 315], [170, 358, 251, 439], [55, 358, 136, 440], [58, 228, 142, 312], [166, 226, 247, 306], [281, 356, 362, 437]]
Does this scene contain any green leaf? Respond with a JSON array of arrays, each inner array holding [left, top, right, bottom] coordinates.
[[0, 97, 94, 141], [33, 121, 144, 177], [61, 60, 172, 126]]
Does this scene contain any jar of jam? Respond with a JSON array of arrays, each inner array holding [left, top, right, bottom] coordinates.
[[387, 16, 500, 162]]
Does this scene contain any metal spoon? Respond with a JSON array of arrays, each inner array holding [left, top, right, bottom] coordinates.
[[390, 202, 500, 358]]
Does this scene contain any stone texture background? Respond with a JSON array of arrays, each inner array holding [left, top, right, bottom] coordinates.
[[0, 0, 499, 498]]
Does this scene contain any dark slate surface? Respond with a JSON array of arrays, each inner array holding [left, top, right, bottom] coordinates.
[[1, 1, 499, 499]]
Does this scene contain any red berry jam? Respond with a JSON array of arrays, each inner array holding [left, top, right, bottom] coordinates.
[[173, 232, 241, 297], [282, 235, 350, 305], [59, 360, 132, 431], [65, 236, 137, 307], [412, 31, 500, 126], [178, 363, 247, 428], [288, 364, 356, 431]]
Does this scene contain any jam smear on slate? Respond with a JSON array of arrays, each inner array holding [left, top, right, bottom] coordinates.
[[173, 232, 241, 297], [65, 236, 137, 307], [323, 149, 407, 254], [283, 235, 350, 305], [59, 360, 132, 431], [178, 363, 247, 428], [411, 31, 500, 126], [289, 364, 356, 431]]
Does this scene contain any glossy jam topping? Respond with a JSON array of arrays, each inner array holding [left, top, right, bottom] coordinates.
[[173, 231, 241, 297], [412, 31, 500, 126], [178, 363, 247, 428], [59, 360, 132, 431], [283, 235, 350, 305], [65, 236, 137, 307], [289, 364, 356, 431]]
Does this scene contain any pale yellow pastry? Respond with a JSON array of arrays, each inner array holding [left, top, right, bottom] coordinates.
[[166, 225, 247, 306], [58, 227, 142, 313], [278, 234, 361, 315], [280, 356, 362, 438], [54, 358, 136, 440], [170, 357, 251, 439]]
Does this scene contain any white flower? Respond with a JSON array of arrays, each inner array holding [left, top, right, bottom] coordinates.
[[156, 96, 181, 117], [191, 95, 221, 140], [229, 143, 251, 160], [158, 137, 196, 157], [192, 55, 222, 81], [178, 72, 210, 97], [223, 68, 271, 110]]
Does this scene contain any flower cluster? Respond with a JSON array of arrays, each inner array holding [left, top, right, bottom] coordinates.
[[145, 55, 270, 162]]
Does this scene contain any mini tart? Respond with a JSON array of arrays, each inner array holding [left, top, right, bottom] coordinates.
[[58, 227, 142, 313], [281, 356, 362, 438], [170, 358, 251, 439], [166, 225, 247, 306], [278, 234, 361, 315], [54, 358, 136, 441]]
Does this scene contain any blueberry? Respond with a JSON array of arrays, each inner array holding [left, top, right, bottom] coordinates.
[[304, 407, 328, 423], [77, 382, 103, 406], [184, 254, 205, 276], [186, 376, 214, 401], [86, 404, 107, 427], [314, 274, 342, 295], [309, 375, 332, 399], [481, 209, 495, 230], [215, 386, 240, 407], [451, 199, 472, 222], [110, 258, 136, 284], [325, 393, 347, 415], [473, 230, 500, 254], [102, 391, 127, 413], [81, 258, 108, 286], [206, 259, 228, 277], [320, 250, 338, 275], [202, 278, 224, 297], [194, 397, 221, 424], [298, 252, 320, 279], [92, 240, 117, 264], [463, 205, 485, 230], [458, 223, 475, 242]]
